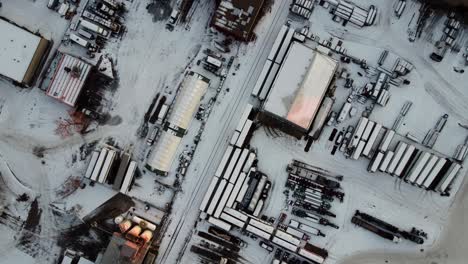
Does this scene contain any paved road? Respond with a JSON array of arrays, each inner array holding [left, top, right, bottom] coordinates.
[[156, 1, 292, 263]]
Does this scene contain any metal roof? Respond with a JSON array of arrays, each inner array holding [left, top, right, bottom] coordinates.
[[46, 53, 92, 107]]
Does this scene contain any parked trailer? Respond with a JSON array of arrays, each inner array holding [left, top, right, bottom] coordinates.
[[70, 33, 90, 48], [200, 177, 220, 212], [297, 247, 325, 264], [120, 161, 136, 194], [230, 131, 240, 145], [363, 123, 382, 157], [223, 207, 249, 222], [368, 152, 384, 173], [207, 179, 227, 215], [379, 151, 394, 172], [227, 172, 246, 207], [223, 148, 241, 180], [230, 149, 250, 184], [214, 183, 234, 218], [286, 226, 305, 239], [429, 161, 453, 190], [236, 120, 253, 148], [258, 63, 280, 101], [437, 163, 462, 193], [242, 152, 256, 173], [113, 152, 131, 190], [272, 236, 298, 252], [275, 28, 295, 64], [423, 158, 447, 189], [337, 102, 352, 123], [415, 155, 439, 186], [386, 142, 407, 174], [275, 229, 301, 246], [220, 212, 245, 228], [208, 216, 232, 231], [395, 0, 406, 18], [97, 149, 116, 183], [405, 152, 431, 183], [352, 140, 366, 160], [236, 170, 253, 203], [350, 117, 369, 148], [84, 151, 100, 178], [252, 60, 273, 97], [246, 224, 271, 240], [90, 148, 108, 181], [249, 217, 275, 234], [267, 25, 289, 61], [235, 104, 253, 132], [361, 121, 375, 142], [248, 175, 267, 212], [379, 129, 395, 152], [80, 19, 110, 37], [351, 216, 401, 243], [394, 145, 416, 177], [291, 220, 323, 236], [215, 146, 234, 177], [253, 199, 264, 217]]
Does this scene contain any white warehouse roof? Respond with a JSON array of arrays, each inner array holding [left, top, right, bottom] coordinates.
[[0, 19, 49, 85], [168, 72, 209, 131], [46, 53, 92, 107], [146, 130, 182, 175], [263, 42, 337, 130]]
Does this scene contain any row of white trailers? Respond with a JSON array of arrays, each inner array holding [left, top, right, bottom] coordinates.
[[331, 0, 377, 27], [290, 0, 315, 19], [84, 147, 137, 194], [349, 117, 463, 194], [207, 208, 328, 264], [252, 24, 296, 100]]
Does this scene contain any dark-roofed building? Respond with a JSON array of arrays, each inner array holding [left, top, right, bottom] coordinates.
[[212, 0, 265, 41]]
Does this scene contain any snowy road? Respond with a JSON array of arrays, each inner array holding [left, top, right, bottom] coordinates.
[[156, 1, 292, 263]]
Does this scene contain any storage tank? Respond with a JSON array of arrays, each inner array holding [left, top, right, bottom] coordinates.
[[119, 219, 132, 233], [140, 230, 154, 243], [128, 225, 142, 237]]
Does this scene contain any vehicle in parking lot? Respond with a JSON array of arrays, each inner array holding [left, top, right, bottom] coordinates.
[[260, 241, 274, 252]]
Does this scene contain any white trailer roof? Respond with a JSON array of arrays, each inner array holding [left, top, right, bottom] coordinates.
[[46, 53, 92, 106], [0, 19, 42, 83], [263, 42, 337, 130]]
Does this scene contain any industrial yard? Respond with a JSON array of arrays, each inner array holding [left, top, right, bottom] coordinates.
[[0, 0, 467, 264]]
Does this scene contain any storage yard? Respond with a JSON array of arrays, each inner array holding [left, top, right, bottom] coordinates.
[[0, 0, 467, 264]]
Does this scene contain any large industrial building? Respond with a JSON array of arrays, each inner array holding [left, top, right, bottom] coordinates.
[[146, 72, 210, 175], [261, 42, 338, 136], [0, 18, 50, 87], [212, 0, 265, 41]]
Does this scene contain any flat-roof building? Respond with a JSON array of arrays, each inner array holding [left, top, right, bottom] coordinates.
[[46, 52, 92, 107], [212, 0, 265, 41], [0, 18, 50, 87], [262, 42, 337, 136]]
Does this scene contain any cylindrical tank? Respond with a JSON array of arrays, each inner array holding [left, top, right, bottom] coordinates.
[[128, 225, 142, 237], [114, 215, 124, 224], [140, 230, 154, 243], [119, 219, 132, 233]]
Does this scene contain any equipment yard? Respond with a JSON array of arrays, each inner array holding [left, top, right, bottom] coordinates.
[[0, 0, 467, 264]]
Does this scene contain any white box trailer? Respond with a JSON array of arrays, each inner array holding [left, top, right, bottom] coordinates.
[[368, 151, 384, 173], [268, 25, 289, 61], [275, 230, 301, 246], [215, 146, 234, 177], [220, 212, 245, 228], [98, 149, 116, 183], [236, 120, 253, 148], [387, 142, 407, 174], [298, 248, 325, 264], [406, 152, 431, 183], [275, 28, 295, 64], [379, 129, 395, 152], [230, 131, 240, 145], [230, 149, 249, 184], [214, 183, 234, 218], [350, 117, 369, 148], [208, 216, 232, 231], [394, 145, 416, 177], [248, 175, 267, 212], [286, 226, 305, 239], [84, 151, 100, 178], [70, 33, 90, 48], [80, 19, 109, 37], [246, 224, 271, 240], [379, 151, 394, 172], [437, 163, 462, 193], [258, 63, 280, 101], [120, 161, 137, 194], [90, 148, 108, 181], [227, 172, 246, 207], [207, 179, 227, 215], [337, 102, 352, 123], [295, 221, 322, 236], [200, 176, 220, 212], [361, 121, 375, 142], [423, 158, 447, 189], [242, 152, 256, 173], [235, 104, 253, 132], [363, 123, 382, 157], [249, 217, 275, 234], [352, 140, 366, 160], [253, 199, 264, 217], [252, 61, 272, 97], [223, 207, 249, 222], [415, 155, 439, 186], [272, 236, 298, 252], [236, 174, 251, 203], [223, 148, 241, 180]]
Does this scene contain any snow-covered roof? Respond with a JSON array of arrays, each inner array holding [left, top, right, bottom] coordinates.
[[168, 72, 209, 131], [146, 130, 182, 175], [0, 19, 42, 83], [263, 42, 337, 130], [46, 53, 92, 107]]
